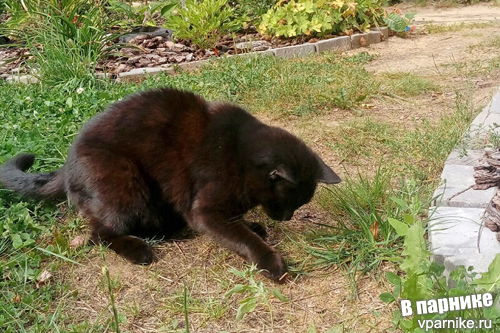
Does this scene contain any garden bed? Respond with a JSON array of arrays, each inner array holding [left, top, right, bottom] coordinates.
[[0, 27, 389, 82], [0, 0, 399, 83]]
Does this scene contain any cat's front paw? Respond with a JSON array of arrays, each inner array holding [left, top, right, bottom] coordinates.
[[257, 251, 288, 283]]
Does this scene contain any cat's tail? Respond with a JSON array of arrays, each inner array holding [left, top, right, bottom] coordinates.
[[0, 153, 66, 200]]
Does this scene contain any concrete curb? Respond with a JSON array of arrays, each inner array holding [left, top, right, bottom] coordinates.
[[430, 88, 500, 277], [4, 27, 389, 84]]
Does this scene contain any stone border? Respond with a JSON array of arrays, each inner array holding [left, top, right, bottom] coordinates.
[[4, 27, 389, 84], [430, 88, 500, 276]]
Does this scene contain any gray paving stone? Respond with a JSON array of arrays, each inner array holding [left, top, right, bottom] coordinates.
[[118, 67, 174, 81], [472, 112, 500, 130], [483, 89, 500, 114], [234, 50, 276, 58], [378, 27, 389, 41], [437, 164, 476, 188], [433, 184, 496, 208], [350, 33, 370, 48], [444, 253, 495, 276], [468, 109, 500, 138], [432, 163, 496, 208], [315, 36, 351, 54], [428, 207, 500, 264], [274, 44, 316, 58], [368, 31, 382, 44], [177, 59, 210, 71], [445, 149, 484, 166]]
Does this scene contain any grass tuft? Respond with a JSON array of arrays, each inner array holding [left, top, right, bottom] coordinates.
[[380, 72, 440, 97]]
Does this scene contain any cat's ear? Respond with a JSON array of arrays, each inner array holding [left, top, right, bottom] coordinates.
[[316, 157, 341, 184], [270, 165, 297, 185]]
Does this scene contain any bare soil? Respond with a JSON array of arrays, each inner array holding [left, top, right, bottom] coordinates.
[[55, 4, 500, 333]]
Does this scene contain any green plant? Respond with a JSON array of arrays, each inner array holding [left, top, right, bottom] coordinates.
[[0, 0, 121, 85], [384, 11, 415, 33], [24, 1, 119, 85], [259, 0, 386, 38], [183, 284, 190, 333], [168, 0, 242, 49], [230, 0, 277, 25], [106, 0, 177, 28], [226, 265, 289, 321], [381, 218, 500, 331], [102, 263, 123, 333]]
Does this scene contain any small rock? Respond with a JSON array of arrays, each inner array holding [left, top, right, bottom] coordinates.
[[172, 55, 186, 63], [205, 50, 215, 56], [235, 40, 271, 52], [156, 48, 167, 53], [119, 27, 173, 43], [151, 36, 165, 43], [116, 64, 129, 73], [185, 53, 194, 61], [126, 56, 142, 64], [145, 54, 160, 60], [359, 36, 367, 47], [157, 57, 169, 64], [165, 41, 175, 48], [121, 47, 141, 55], [173, 43, 186, 51], [37, 270, 52, 287], [70, 235, 87, 249], [142, 40, 154, 48], [129, 35, 149, 44]]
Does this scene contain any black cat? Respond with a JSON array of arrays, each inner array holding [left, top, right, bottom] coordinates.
[[0, 88, 341, 281]]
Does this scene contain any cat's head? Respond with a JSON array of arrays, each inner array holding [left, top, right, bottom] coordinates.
[[244, 127, 341, 221]]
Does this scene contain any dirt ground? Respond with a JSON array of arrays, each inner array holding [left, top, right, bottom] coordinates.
[[58, 4, 500, 333]]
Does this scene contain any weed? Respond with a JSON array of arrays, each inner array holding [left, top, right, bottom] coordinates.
[[226, 265, 289, 321], [183, 284, 190, 333], [102, 264, 123, 333], [161, 284, 229, 322]]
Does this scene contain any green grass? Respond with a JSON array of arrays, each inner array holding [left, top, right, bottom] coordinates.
[[380, 72, 440, 97], [310, 166, 403, 295], [169, 51, 380, 115]]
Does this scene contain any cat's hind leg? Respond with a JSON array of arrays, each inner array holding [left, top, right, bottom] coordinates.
[[67, 149, 159, 264]]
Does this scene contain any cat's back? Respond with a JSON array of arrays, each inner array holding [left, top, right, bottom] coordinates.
[[74, 88, 211, 154]]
